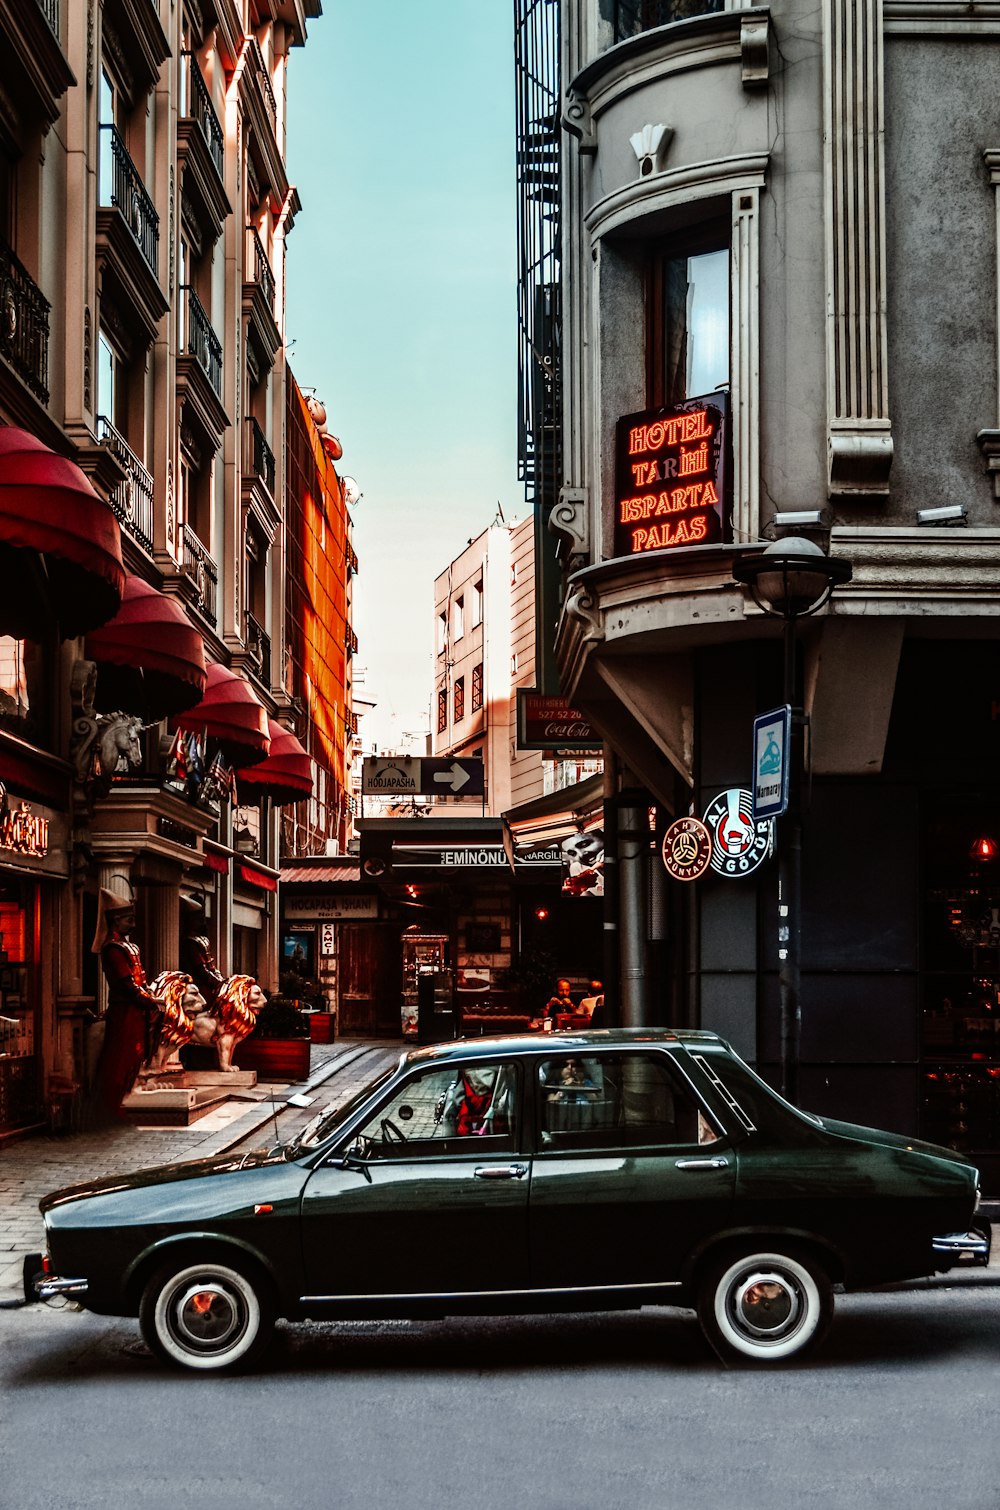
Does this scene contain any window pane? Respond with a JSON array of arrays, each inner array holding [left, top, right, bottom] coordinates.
[[353, 1062, 518, 1157], [537, 1052, 719, 1148], [663, 246, 729, 405]]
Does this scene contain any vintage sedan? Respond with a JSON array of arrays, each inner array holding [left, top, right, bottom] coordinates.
[[30, 1030, 989, 1371]]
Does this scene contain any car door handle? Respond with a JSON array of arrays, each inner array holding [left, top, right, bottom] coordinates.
[[474, 1163, 528, 1180], [674, 1156, 729, 1170]]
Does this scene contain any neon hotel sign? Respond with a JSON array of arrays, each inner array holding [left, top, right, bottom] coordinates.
[[614, 393, 730, 557]]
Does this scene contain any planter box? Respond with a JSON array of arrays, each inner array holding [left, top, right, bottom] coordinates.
[[309, 1013, 336, 1044], [233, 1037, 311, 1081]]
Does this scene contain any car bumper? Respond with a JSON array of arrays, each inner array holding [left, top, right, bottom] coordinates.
[[22, 1253, 89, 1304], [931, 1222, 992, 1268]]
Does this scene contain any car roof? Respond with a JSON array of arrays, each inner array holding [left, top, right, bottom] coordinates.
[[402, 1028, 726, 1068]]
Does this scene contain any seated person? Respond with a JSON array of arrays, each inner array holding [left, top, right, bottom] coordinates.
[[545, 1057, 596, 1105], [532, 977, 576, 1030], [578, 980, 604, 1019]]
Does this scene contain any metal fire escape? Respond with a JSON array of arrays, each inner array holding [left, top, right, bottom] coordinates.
[[514, 0, 561, 694]]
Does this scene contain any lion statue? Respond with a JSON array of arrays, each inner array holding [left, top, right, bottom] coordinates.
[[144, 970, 212, 1075], [213, 974, 265, 1072]]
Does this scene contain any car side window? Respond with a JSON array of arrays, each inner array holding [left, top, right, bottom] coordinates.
[[537, 1052, 720, 1151], [349, 1062, 518, 1159]]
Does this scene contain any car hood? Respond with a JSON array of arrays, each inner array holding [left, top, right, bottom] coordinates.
[[39, 1147, 290, 1213], [818, 1116, 976, 1167]]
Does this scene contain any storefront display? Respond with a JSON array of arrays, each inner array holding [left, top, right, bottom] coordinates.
[[0, 882, 36, 1132]]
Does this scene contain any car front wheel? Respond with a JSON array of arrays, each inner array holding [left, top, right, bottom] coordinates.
[[140, 1258, 274, 1373], [698, 1247, 833, 1365]]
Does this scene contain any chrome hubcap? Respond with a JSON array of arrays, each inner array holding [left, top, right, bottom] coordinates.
[[171, 1282, 243, 1350], [730, 1269, 801, 1340]]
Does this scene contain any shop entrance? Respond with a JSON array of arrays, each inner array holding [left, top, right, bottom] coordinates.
[[0, 881, 39, 1133], [338, 921, 400, 1036], [401, 929, 449, 1037]]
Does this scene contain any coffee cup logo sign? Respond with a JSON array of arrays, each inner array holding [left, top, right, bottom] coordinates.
[[661, 817, 713, 882], [614, 393, 730, 558], [702, 789, 773, 878]]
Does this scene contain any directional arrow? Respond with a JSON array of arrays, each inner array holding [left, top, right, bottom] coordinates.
[[433, 761, 472, 793]]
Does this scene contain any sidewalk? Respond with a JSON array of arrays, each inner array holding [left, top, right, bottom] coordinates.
[[0, 1038, 403, 1302]]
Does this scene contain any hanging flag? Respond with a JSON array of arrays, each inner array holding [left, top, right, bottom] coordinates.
[[167, 729, 188, 782]]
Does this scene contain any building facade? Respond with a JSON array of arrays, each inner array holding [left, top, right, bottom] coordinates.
[[0, 0, 325, 1135], [548, 0, 1000, 1185]]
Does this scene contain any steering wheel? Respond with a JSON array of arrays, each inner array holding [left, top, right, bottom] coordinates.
[[381, 1117, 406, 1144]]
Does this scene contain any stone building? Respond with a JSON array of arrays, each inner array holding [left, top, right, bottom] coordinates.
[[540, 1, 1000, 1185], [0, 0, 331, 1134]]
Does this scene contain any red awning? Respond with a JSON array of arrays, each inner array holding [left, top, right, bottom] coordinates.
[[239, 861, 278, 891], [85, 576, 207, 718], [0, 427, 124, 638], [171, 663, 270, 766], [236, 718, 313, 806]]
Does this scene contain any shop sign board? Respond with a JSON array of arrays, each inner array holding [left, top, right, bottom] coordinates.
[[661, 816, 713, 882], [614, 392, 730, 558], [362, 756, 484, 797], [516, 690, 601, 751], [392, 842, 561, 870], [320, 923, 336, 955], [752, 706, 791, 820], [702, 788, 774, 878], [284, 894, 379, 920]]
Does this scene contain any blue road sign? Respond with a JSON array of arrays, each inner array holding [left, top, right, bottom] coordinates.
[[752, 706, 791, 820]]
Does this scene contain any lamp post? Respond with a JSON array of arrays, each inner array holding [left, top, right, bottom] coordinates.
[[732, 538, 852, 1104]]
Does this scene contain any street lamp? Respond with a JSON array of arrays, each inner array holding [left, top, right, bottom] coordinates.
[[732, 537, 852, 1105]]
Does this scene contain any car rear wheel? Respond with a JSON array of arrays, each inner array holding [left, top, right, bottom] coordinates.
[[140, 1259, 274, 1373], [698, 1247, 833, 1365]]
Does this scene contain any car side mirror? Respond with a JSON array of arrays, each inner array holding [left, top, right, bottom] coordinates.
[[335, 1142, 373, 1183]]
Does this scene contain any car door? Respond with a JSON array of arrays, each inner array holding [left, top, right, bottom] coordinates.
[[527, 1048, 736, 1288], [300, 1058, 529, 1299]]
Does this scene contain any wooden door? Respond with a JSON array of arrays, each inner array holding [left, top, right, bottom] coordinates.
[[338, 922, 400, 1036]]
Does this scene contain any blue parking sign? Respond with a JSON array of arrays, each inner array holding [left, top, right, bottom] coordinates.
[[752, 706, 791, 819]]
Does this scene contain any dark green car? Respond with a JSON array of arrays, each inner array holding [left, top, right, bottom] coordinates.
[[31, 1030, 989, 1371]]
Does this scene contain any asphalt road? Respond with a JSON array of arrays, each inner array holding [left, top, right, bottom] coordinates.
[[2, 1288, 999, 1510]]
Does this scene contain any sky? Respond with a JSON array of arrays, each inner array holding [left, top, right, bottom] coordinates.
[[285, 0, 523, 754]]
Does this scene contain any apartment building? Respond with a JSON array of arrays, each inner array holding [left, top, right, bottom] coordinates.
[[0, 0, 329, 1134]]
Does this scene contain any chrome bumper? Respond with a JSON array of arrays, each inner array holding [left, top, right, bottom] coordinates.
[[932, 1225, 992, 1268], [34, 1275, 89, 1301]]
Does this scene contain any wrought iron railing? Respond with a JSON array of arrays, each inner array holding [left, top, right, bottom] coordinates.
[[37, 0, 59, 35], [99, 124, 159, 276], [97, 417, 154, 553], [181, 285, 223, 399], [346, 542, 359, 576], [245, 612, 271, 687], [245, 226, 275, 312], [345, 626, 358, 657], [183, 53, 224, 180], [347, 710, 358, 736], [181, 523, 219, 626], [247, 416, 275, 494], [0, 237, 50, 403], [250, 39, 277, 134], [613, 0, 724, 41]]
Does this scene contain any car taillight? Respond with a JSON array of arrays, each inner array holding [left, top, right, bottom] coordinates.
[[42, 1255, 51, 1274]]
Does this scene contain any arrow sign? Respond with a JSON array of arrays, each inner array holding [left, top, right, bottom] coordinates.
[[433, 761, 471, 792], [419, 757, 485, 797]]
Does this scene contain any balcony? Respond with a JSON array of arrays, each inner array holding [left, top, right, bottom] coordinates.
[[346, 541, 359, 576], [250, 38, 277, 137], [97, 417, 154, 555], [345, 626, 358, 657], [99, 125, 159, 277], [37, 0, 58, 32], [181, 524, 219, 627], [613, 0, 723, 40], [181, 286, 223, 399], [245, 611, 271, 688], [183, 54, 224, 181], [0, 237, 50, 404], [247, 416, 275, 495], [243, 226, 281, 369]]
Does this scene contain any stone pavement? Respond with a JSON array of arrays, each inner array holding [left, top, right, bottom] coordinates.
[[0, 1037, 403, 1301]]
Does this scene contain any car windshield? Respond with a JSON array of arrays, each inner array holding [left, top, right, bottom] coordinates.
[[287, 1069, 396, 1155]]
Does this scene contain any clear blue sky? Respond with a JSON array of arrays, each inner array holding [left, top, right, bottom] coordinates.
[[286, 0, 523, 752]]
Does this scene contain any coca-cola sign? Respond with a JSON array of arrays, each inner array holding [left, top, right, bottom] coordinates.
[[516, 691, 601, 752]]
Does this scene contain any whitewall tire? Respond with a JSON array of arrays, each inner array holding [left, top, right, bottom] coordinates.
[[698, 1248, 833, 1365], [140, 1259, 274, 1373]]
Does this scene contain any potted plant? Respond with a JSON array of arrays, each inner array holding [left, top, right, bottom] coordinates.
[[233, 994, 311, 1080]]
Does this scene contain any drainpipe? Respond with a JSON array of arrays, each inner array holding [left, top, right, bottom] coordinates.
[[601, 751, 619, 1025], [618, 797, 649, 1027]]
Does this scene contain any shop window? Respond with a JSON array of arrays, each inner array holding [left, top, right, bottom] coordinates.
[[436, 686, 447, 734], [647, 223, 730, 408], [454, 677, 465, 723], [471, 663, 483, 713], [0, 891, 30, 1060], [0, 638, 45, 740]]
